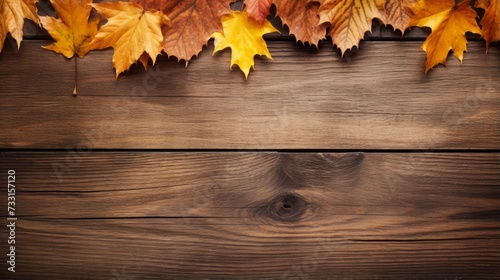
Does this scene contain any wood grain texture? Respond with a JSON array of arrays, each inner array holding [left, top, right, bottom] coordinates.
[[2, 2, 497, 279], [1, 41, 498, 149], [0, 152, 499, 279]]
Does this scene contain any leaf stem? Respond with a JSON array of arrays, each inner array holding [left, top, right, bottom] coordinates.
[[73, 58, 78, 96]]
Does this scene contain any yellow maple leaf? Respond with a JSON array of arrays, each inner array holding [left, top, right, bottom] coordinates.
[[407, 0, 481, 72], [89, 2, 169, 78], [317, 0, 385, 55], [476, 0, 500, 50], [40, 0, 99, 58], [0, 0, 39, 52], [211, 10, 278, 79]]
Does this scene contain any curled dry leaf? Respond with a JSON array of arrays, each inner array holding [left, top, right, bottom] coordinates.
[[212, 9, 279, 79], [274, 0, 327, 46], [317, 0, 385, 55], [89, 2, 169, 78], [0, 0, 39, 52], [407, 0, 482, 72]]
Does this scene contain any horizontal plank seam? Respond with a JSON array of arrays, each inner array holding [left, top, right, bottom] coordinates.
[[2, 149, 499, 153], [347, 238, 500, 242]]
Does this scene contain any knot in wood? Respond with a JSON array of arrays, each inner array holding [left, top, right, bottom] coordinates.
[[270, 193, 307, 222]]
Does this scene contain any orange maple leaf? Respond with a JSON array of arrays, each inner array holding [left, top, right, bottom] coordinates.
[[317, 0, 385, 54], [407, 0, 482, 72], [40, 0, 99, 58], [246, 0, 272, 24], [212, 9, 279, 78], [476, 0, 500, 50], [274, 0, 328, 46], [134, 0, 232, 64], [384, 0, 418, 32], [89, 2, 169, 78], [0, 0, 39, 53]]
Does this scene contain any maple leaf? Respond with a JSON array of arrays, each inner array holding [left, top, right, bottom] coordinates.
[[383, 0, 418, 32], [476, 0, 500, 50], [40, 0, 98, 58], [89, 2, 169, 78], [274, 0, 328, 46], [211, 9, 279, 78], [133, 0, 232, 64], [317, 0, 386, 55], [246, 0, 272, 24], [407, 0, 482, 72], [0, 0, 39, 53]]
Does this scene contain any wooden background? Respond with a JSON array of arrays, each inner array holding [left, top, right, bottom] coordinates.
[[1, 1, 499, 279]]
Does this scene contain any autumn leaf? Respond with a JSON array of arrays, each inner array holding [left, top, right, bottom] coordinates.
[[134, 0, 232, 64], [246, 0, 272, 24], [317, 0, 385, 54], [383, 0, 418, 32], [138, 52, 151, 69], [0, 0, 39, 53], [40, 0, 98, 58], [407, 0, 481, 72], [89, 2, 169, 78], [212, 9, 279, 78], [476, 0, 500, 50], [274, 0, 328, 46], [40, 0, 99, 95]]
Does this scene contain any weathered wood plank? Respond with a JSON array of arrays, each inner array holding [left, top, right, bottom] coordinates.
[[0, 152, 499, 278], [1, 41, 498, 149]]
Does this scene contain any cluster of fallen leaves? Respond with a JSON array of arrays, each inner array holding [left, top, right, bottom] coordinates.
[[1, 0, 499, 80]]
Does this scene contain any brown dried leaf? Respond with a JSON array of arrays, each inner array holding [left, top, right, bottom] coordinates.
[[134, 0, 232, 63], [246, 0, 272, 23], [274, 0, 327, 46], [384, 0, 418, 32]]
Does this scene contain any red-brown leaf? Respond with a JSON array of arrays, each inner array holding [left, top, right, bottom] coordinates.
[[274, 0, 327, 46], [133, 0, 232, 63], [246, 0, 272, 23]]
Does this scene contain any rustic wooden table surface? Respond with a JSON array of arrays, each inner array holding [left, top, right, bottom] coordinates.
[[0, 2, 499, 279]]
